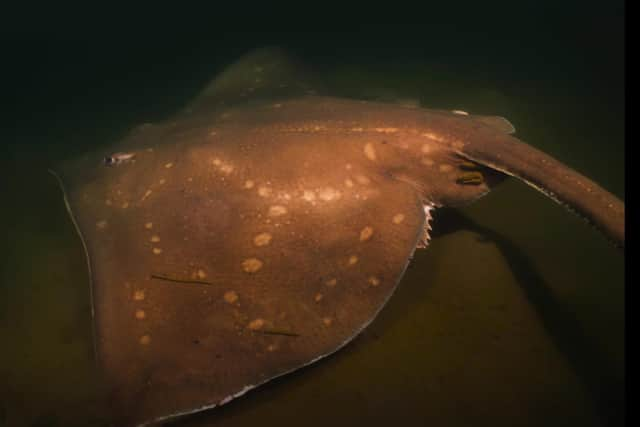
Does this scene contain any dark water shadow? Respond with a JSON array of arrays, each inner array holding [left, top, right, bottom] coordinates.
[[429, 208, 625, 427]]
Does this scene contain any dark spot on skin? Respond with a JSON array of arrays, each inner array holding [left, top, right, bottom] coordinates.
[[215, 354, 222, 359], [381, 140, 388, 145], [193, 339, 200, 345]]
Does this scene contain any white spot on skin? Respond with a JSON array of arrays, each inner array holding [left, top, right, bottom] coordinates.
[[318, 187, 341, 201], [267, 344, 278, 352], [323, 317, 333, 326], [164, 162, 173, 169], [150, 235, 160, 243], [254, 232, 272, 246], [244, 180, 255, 189], [135, 309, 146, 320], [219, 163, 234, 174], [133, 290, 145, 301], [348, 255, 358, 266], [258, 186, 272, 197], [364, 143, 377, 161], [452, 110, 469, 115], [212, 158, 222, 166], [314, 293, 323, 302], [422, 132, 446, 142], [360, 226, 374, 241], [439, 164, 453, 173], [144, 222, 153, 229], [141, 189, 152, 201], [139, 335, 151, 345], [344, 178, 354, 188], [269, 205, 287, 217], [224, 290, 238, 304], [302, 190, 316, 202], [325, 278, 337, 287], [96, 220, 108, 229], [242, 258, 263, 273], [368, 276, 381, 287], [248, 318, 265, 330], [374, 127, 398, 133], [196, 269, 207, 279], [152, 248, 163, 255], [159, 178, 166, 185], [421, 158, 435, 166], [350, 127, 363, 132], [355, 175, 370, 185], [393, 213, 405, 224]]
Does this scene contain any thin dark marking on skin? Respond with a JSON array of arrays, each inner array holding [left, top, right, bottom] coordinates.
[[150, 273, 214, 286], [251, 329, 300, 337]]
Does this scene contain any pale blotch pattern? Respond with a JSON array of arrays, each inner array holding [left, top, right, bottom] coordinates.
[[141, 189, 152, 201], [133, 290, 145, 301], [374, 127, 398, 133], [105, 199, 112, 206], [96, 220, 108, 229], [244, 180, 255, 189], [360, 226, 374, 241], [364, 143, 377, 161], [196, 269, 207, 280], [314, 293, 323, 303], [254, 232, 272, 246], [258, 186, 272, 197], [318, 187, 341, 201], [393, 213, 405, 224], [345, 163, 353, 170], [135, 309, 146, 320], [164, 162, 174, 169], [121, 201, 129, 209], [344, 178, 354, 188], [355, 175, 370, 185], [421, 158, 435, 166], [452, 141, 465, 150], [421, 144, 432, 154], [268, 205, 288, 217], [267, 344, 278, 352], [248, 318, 265, 330], [302, 190, 316, 202], [144, 222, 153, 229], [159, 178, 166, 185], [139, 335, 151, 345], [323, 317, 333, 326], [150, 235, 160, 243], [224, 290, 238, 304], [439, 164, 453, 173], [152, 248, 163, 255], [325, 278, 337, 287], [350, 127, 363, 132], [368, 276, 381, 287], [242, 258, 263, 273], [348, 255, 359, 266], [272, 103, 282, 108], [451, 110, 469, 115]]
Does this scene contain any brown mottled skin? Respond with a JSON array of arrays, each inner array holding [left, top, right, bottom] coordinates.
[[54, 95, 624, 426]]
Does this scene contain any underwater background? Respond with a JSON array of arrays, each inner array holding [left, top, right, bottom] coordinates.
[[1, 2, 624, 426]]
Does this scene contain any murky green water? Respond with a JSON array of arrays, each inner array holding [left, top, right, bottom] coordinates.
[[1, 15, 624, 427]]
